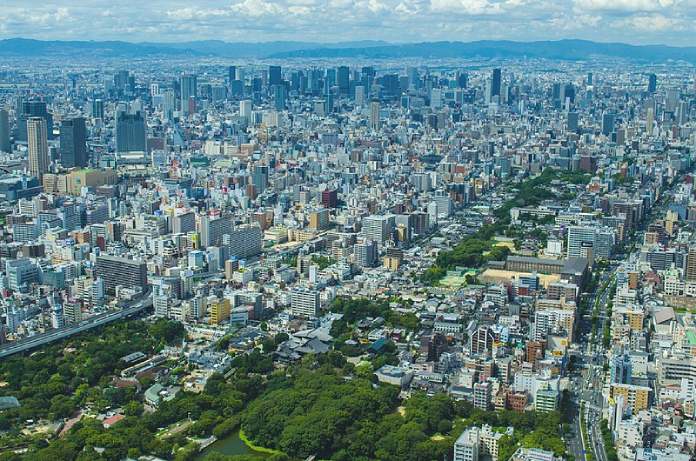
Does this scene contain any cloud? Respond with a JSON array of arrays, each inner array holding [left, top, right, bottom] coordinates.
[[573, 0, 678, 12], [614, 13, 685, 30], [0, 0, 695, 45]]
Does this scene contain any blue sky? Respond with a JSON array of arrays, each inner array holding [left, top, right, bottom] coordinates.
[[2, 0, 694, 46]]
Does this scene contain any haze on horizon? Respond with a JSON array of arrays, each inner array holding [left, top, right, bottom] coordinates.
[[2, 0, 695, 47]]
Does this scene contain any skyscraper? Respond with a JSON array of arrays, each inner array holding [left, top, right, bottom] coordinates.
[[27, 117, 49, 180], [272, 84, 287, 110], [268, 65, 282, 86], [228, 65, 237, 83], [180, 74, 197, 115], [337, 65, 350, 95], [91, 99, 104, 119], [489, 68, 502, 102], [369, 100, 380, 130], [115, 111, 146, 153], [0, 108, 10, 153], [60, 117, 87, 168], [647, 73, 657, 93], [601, 112, 615, 136], [18, 100, 53, 142]]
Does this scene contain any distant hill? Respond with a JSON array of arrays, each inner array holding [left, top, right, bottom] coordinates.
[[0, 38, 389, 59], [268, 39, 696, 63], [1, 38, 694, 62]]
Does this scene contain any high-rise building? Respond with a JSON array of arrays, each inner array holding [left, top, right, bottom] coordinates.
[[18, 100, 53, 142], [611, 353, 633, 385], [268, 65, 282, 86], [601, 112, 615, 136], [454, 428, 480, 461], [272, 84, 287, 110], [362, 215, 394, 246], [95, 254, 148, 294], [567, 225, 615, 260], [337, 65, 350, 95], [240, 100, 252, 119], [0, 108, 10, 153], [199, 215, 233, 248], [354, 240, 378, 268], [647, 73, 657, 93], [115, 111, 146, 153], [489, 68, 502, 102], [228, 65, 237, 83], [172, 211, 196, 234], [567, 111, 579, 132], [91, 99, 104, 119], [369, 100, 380, 130], [222, 225, 263, 259], [473, 381, 492, 410], [290, 287, 320, 318], [180, 74, 197, 115], [686, 248, 696, 281], [27, 117, 49, 180], [59, 117, 87, 168]]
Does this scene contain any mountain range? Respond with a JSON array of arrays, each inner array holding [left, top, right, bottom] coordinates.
[[1, 38, 695, 62]]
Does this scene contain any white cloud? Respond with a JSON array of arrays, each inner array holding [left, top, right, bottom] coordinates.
[[0, 0, 695, 45], [574, 0, 678, 12], [615, 13, 684, 30]]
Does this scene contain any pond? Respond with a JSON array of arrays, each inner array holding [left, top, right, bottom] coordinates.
[[196, 430, 270, 459]]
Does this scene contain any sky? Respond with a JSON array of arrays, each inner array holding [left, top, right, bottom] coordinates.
[[1, 0, 695, 46]]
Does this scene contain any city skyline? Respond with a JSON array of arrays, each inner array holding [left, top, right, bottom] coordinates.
[[3, 0, 696, 46]]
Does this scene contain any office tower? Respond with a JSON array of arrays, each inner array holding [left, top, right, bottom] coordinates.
[[18, 100, 53, 142], [0, 108, 10, 153], [228, 65, 237, 83], [321, 189, 338, 208], [337, 65, 350, 95], [567, 111, 579, 131], [172, 211, 196, 234], [59, 117, 87, 168], [362, 215, 394, 246], [354, 240, 378, 268], [251, 164, 269, 193], [95, 254, 148, 294], [290, 287, 320, 318], [567, 225, 615, 260], [489, 68, 502, 102], [678, 100, 689, 125], [272, 84, 287, 110], [686, 248, 696, 281], [587, 72, 593, 85], [453, 428, 480, 461], [91, 99, 104, 119], [199, 215, 233, 248], [457, 72, 468, 89], [601, 111, 615, 136], [647, 73, 657, 93], [646, 107, 655, 135], [5, 259, 40, 291], [115, 111, 146, 153], [240, 100, 252, 119], [309, 209, 330, 230], [611, 354, 633, 385], [268, 65, 282, 86], [361, 66, 375, 93], [180, 74, 197, 115], [369, 100, 380, 130], [27, 117, 49, 180]]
